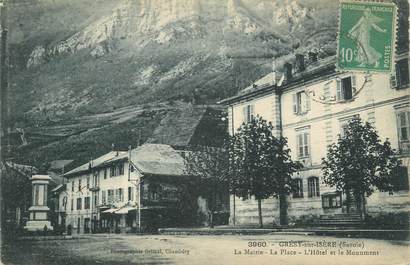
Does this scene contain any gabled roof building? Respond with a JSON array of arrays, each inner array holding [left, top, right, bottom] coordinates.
[[55, 144, 199, 233]]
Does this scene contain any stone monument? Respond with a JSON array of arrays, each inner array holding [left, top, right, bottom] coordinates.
[[24, 175, 53, 231]]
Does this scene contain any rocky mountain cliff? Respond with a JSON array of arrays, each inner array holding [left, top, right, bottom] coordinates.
[[5, 0, 338, 168]]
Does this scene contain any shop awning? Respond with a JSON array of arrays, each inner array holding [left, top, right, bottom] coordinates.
[[115, 206, 137, 214], [102, 208, 118, 213], [140, 206, 167, 210], [321, 191, 341, 196]]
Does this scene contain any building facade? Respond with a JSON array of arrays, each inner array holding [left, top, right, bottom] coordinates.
[[220, 51, 410, 226], [56, 144, 199, 233]]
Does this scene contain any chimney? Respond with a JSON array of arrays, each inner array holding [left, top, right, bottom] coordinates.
[[284, 62, 293, 80], [295, 54, 305, 72], [272, 61, 277, 85], [308, 51, 318, 63], [111, 143, 118, 156]]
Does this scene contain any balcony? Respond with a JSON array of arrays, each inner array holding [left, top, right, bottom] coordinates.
[[89, 185, 100, 192], [298, 156, 312, 167]]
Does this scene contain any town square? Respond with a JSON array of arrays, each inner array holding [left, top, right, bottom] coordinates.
[[1, 0, 409, 264]]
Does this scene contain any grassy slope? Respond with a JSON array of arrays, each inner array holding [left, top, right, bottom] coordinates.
[[4, 0, 339, 169]]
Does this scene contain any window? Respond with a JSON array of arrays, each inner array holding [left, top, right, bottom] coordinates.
[[94, 194, 98, 208], [397, 111, 410, 141], [78, 179, 81, 191], [104, 168, 107, 179], [292, 91, 310, 114], [119, 163, 124, 176], [87, 177, 90, 189], [396, 111, 410, 153], [340, 122, 349, 138], [110, 163, 124, 177], [62, 196, 67, 210], [117, 188, 123, 202], [297, 132, 310, 158], [339, 115, 359, 138], [71, 199, 74, 211], [308, 177, 320, 197], [336, 76, 356, 101], [107, 189, 114, 204], [71, 181, 74, 192], [93, 174, 98, 187], [392, 59, 409, 89], [128, 187, 133, 201], [392, 166, 409, 191], [102, 190, 107, 205], [242, 104, 254, 124], [84, 197, 90, 209], [322, 192, 342, 208], [77, 197, 82, 210], [292, 178, 303, 198]]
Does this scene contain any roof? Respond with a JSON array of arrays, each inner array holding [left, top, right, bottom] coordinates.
[[219, 55, 337, 105], [129, 144, 188, 177], [49, 160, 74, 170], [147, 106, 208, 147], [63, 151, 127, 177], [62, 144, 191, 178], [239, 72, 285, 96], [2, 161, 38, 178], [51, 184, 66, 193]]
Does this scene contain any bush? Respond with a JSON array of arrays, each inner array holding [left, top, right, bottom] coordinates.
[[365, 212, 409, 229]]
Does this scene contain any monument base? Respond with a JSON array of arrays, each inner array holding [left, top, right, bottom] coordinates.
[[24, 220, 54, 231]]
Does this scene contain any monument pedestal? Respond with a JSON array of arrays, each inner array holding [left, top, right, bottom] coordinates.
[[24, 175, 54, 231]]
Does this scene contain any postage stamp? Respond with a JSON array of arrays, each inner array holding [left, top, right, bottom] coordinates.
[[337, 1, 397, 73]]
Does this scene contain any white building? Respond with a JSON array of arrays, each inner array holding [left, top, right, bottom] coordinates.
[[220, 51, 410, 226], [55, 144, 194, 233]]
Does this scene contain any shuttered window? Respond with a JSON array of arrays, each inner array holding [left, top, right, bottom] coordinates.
[[397, 111, 410, 153], [77, 198, 82, 210], [102, 190, 106, 205], [84, 197, 90, 209], [128, 187, 133, 201], [107, 189, 114, 204], [336, 76, 356, 101], [292, 91, 310, 115], [242, 104, 254, 124], [339, 114, 359, 138], [297, 132, 310, 158], [397, 112, 410, 141]]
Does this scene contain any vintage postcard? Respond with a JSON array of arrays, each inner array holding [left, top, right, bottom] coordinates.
[[1, 0, 409, 265]]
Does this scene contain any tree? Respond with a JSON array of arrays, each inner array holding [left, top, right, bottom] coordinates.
[[230, 116, 302, 227], [1, 162, 35, 235], [183, 144, 231, 228], [322, 117, 401, 219]]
